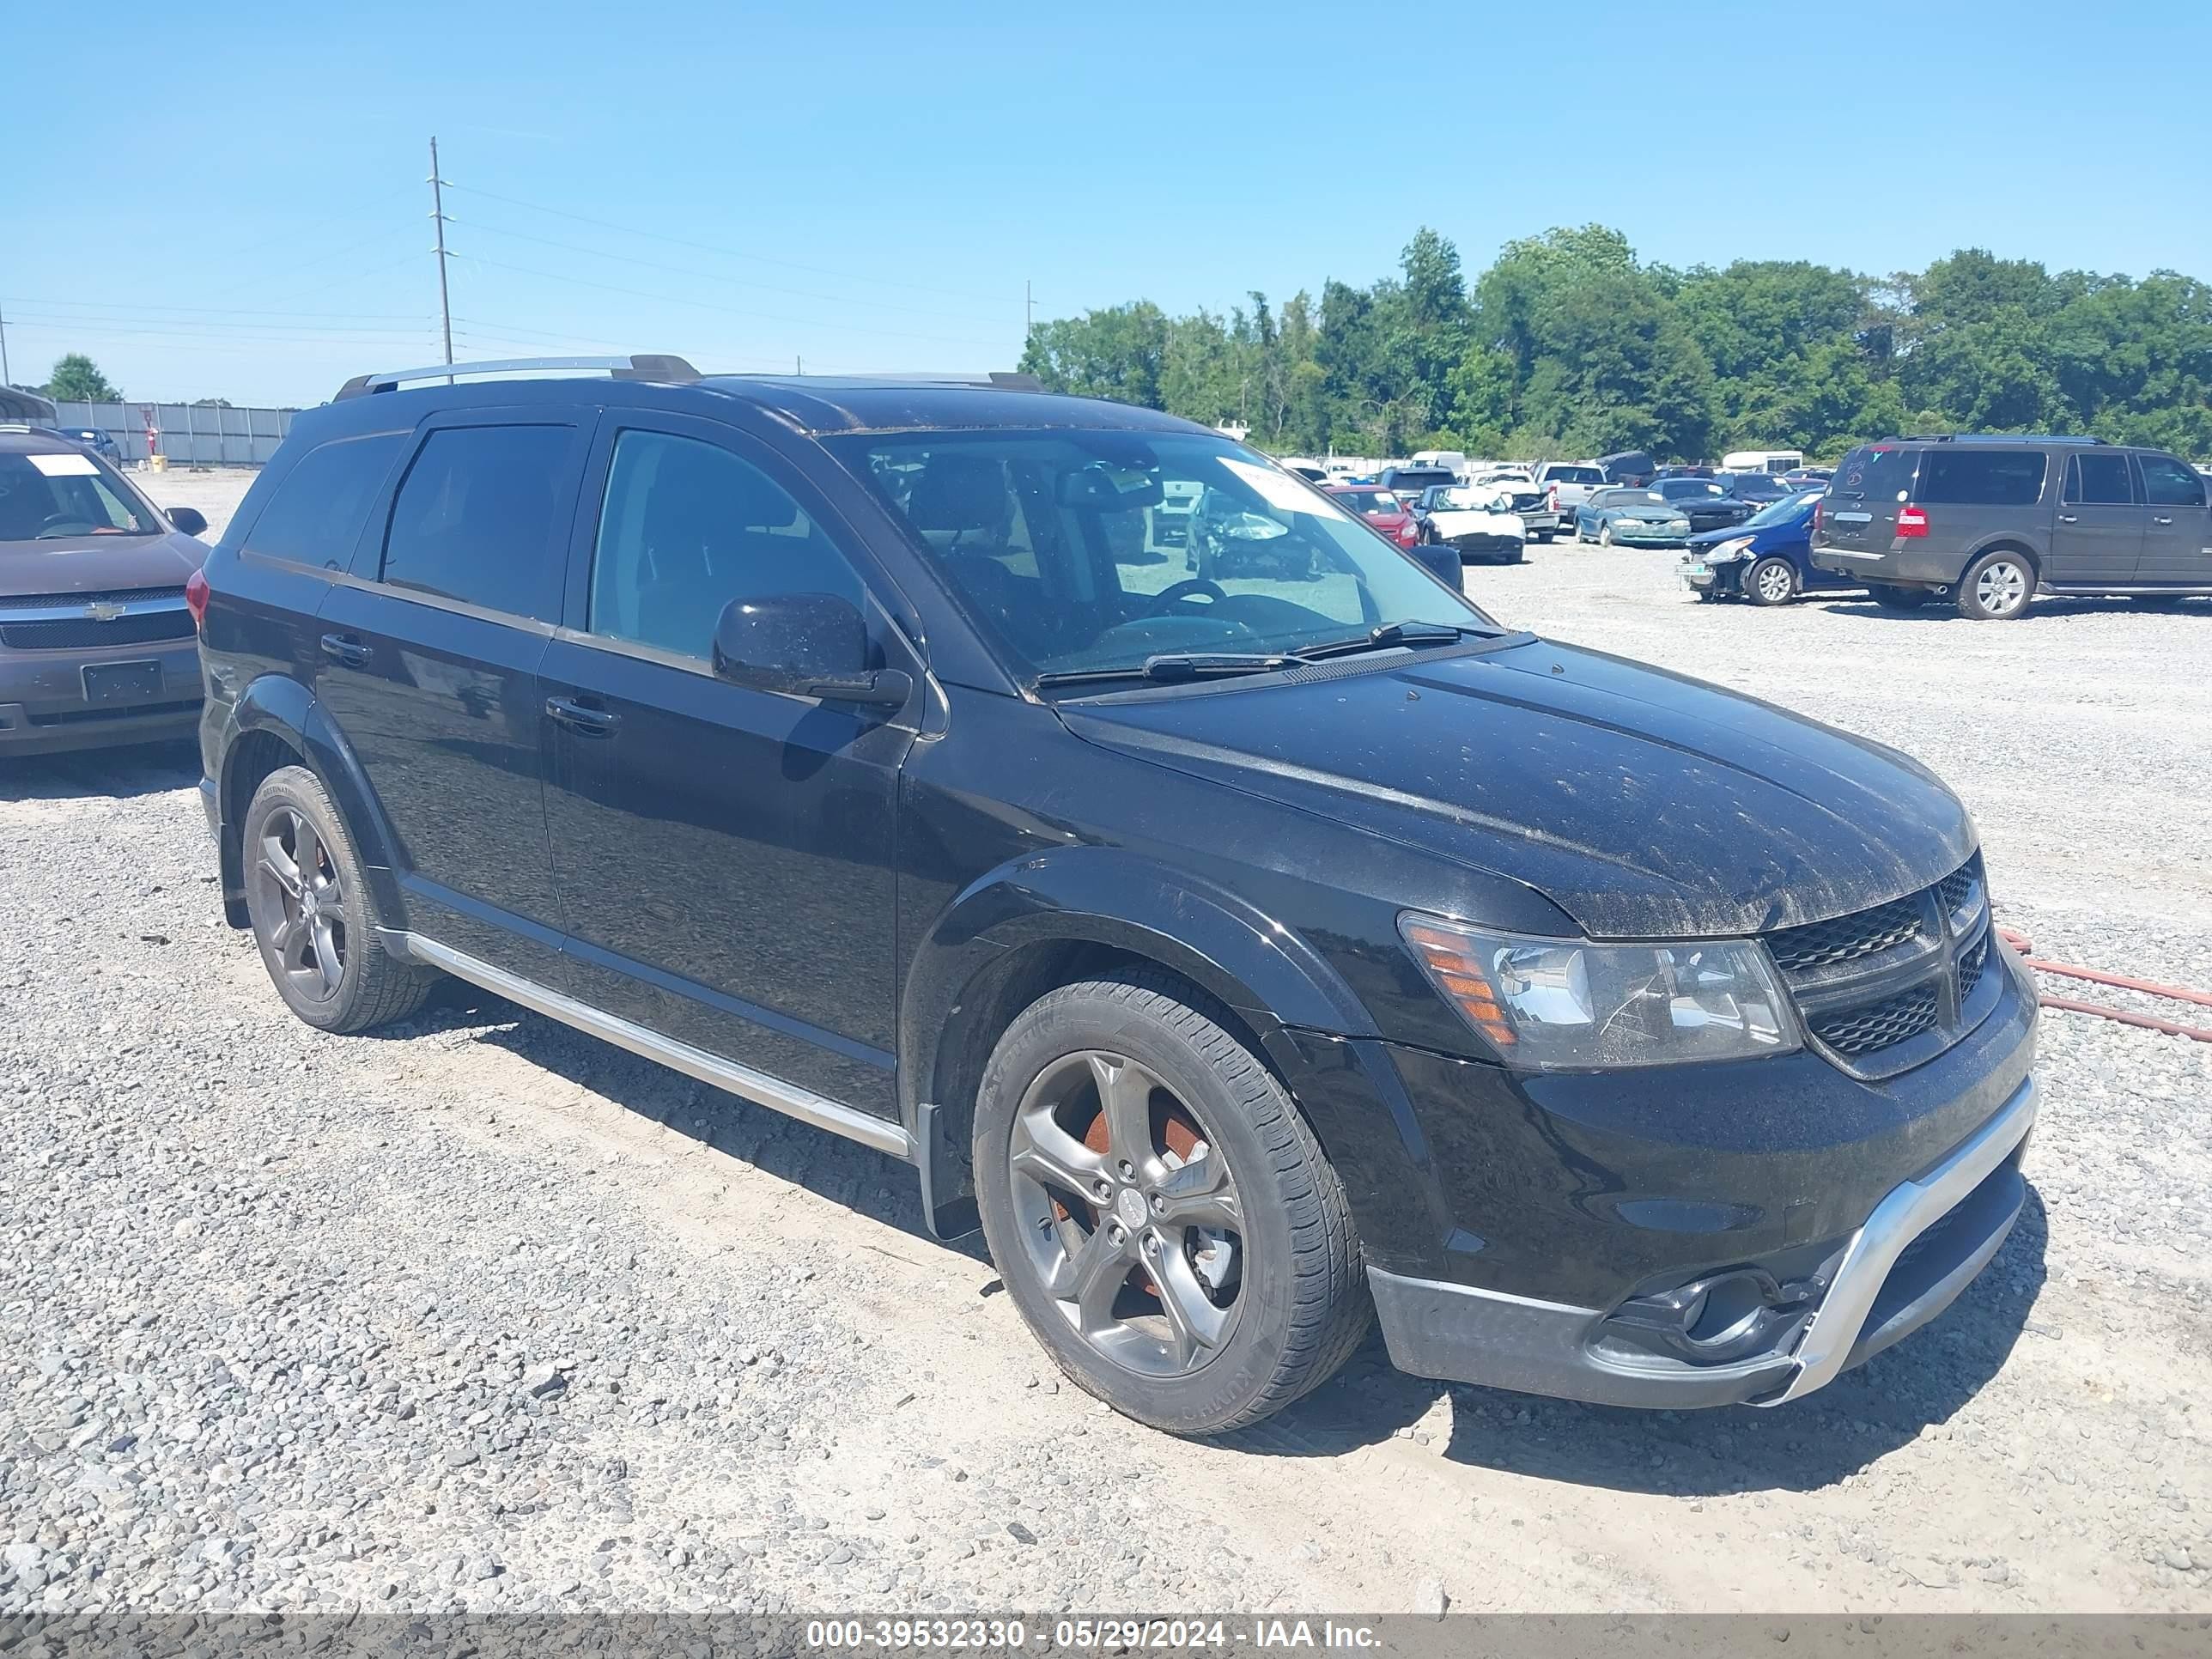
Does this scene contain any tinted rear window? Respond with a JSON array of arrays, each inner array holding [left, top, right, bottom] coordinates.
[[1545, 465, 1604, 483], [380, 424, 574, 620], [242, 433, 405, 570], [1917, 449, 2047, 507], [1829, 445, 1919, 504]]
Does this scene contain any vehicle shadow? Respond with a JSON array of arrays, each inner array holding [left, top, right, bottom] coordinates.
[[0, 738, 200, 802], [1228, 1184, 2049, 1496], [1814, 595, 2205, 623], [382, 983, 987, 1263]]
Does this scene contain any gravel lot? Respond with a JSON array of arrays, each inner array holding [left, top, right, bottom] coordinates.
[[2, 472, 2207, 1617]]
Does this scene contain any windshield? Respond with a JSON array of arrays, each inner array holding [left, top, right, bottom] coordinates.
[[0, 451, 159, 539], [1656, 479, 1724, 499], [1332, 489, 1401, 514], [1743, 491, 1819, 529], [831, 429, 1489, 684]]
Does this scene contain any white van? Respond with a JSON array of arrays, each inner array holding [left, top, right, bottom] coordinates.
[[1412, 449, 1470, 480], [1722, 449, 1803, 475]]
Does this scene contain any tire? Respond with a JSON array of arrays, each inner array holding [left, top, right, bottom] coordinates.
[[1869, 583, 1931, 611], [1955, 550, 2035, 620], [1598, 522, 1615, 547], [242, 765, 437, 1035], [974, 971, 1369, 1436], [1744, 556, 1798, 607]]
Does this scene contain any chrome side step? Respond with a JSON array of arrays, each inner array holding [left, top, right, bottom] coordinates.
[[397, 933, 915, 1162]]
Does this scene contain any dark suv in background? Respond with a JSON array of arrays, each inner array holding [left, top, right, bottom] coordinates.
[[1811, 434, 2211, 618], [193, 356, 2039, 1436]]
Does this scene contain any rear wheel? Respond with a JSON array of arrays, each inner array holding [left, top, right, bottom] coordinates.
[[1745, 556, 1798, 606], [1956, 550, 2035, 620], [243, 766, 437, 1034], [974, 973, 1368, 1436]]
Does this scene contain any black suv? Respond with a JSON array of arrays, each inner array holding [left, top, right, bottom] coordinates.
[[194, 356, 2039, 1435], [1811, 434, 2211, 618]]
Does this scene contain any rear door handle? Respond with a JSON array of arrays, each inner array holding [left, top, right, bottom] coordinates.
[[2153, 515, 2175, 526], [319, 632, 372, 667], [545, 695, 620, 737], [2057, 514, 2078, 523]]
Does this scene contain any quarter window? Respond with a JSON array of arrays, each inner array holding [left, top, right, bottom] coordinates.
[[381, 425, 574, 620], [586, 429, 863, 661], [242, 433, 406, 569], [2137, 453, 2207, 508], [1917, 449, 2046, 506], [2063, 452, 2136, 506]]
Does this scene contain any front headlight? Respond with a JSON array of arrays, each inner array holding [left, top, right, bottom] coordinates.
[[1710, 536, 1755, 561], [1399, 915, 1800, 1069]]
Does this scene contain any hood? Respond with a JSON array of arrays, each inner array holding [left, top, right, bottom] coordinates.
[[1686, 523, 1760, 550], [1060, 637, 1971, 939], [0, 531, 204, 598]]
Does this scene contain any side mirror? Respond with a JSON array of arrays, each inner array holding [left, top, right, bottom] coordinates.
[[711, 592, 912, 708], [167, 506, 210, 538]]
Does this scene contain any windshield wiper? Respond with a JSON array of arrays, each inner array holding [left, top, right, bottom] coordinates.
[[1033, 652, 1295, 690], [1291, 619, 1481, 662]]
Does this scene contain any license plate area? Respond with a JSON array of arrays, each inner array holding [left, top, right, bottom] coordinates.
[[82, 660, 162, 704]]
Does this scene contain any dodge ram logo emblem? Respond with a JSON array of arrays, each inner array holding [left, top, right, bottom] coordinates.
[[83, 601, 127, 623]]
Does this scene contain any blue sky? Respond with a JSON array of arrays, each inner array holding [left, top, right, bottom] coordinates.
[[6, 0, 2207, 407]]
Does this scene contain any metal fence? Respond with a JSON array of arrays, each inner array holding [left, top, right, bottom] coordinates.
[[42, 401, 295, 466]]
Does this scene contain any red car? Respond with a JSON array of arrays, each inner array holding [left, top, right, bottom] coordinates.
[[1322, 484, 1420, 550]]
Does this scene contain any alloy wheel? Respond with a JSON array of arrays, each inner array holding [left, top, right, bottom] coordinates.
[[1975, 560, 2027, 616], [1006, 1050, 1244, 1378], [1756, 560, 1796, 603], [252, 806, 349, 1004]]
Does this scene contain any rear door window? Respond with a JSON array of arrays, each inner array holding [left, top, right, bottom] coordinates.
[[241, 433, 406, 570], [1917, 449, 2047, 506], [2063, 452, 2136, 505], [380, 424, 575, 620], [2137, 453, 2207, 507]]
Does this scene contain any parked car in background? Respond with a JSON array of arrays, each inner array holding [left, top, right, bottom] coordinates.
[[1650, 477, 1758, 534], [1276, 457, 1331, 485], [1811, 434, 2212, 619], [1721, 471, 1796, 507], [1379, 463, 1456, 499], [1682, 489, 1852, 605], [37, 424, 124, 464], [1595, 449, 1656, 487], [1152, 478, 1200, 548], [1410, 449, 1469, 479], [1723, 449, 1804, 476], [1414, 483, 1528, 562], [1323, 483, 1421, 551], [1654, 464, 1718, 481], [0, 425, 211, 755], [1782, 466, 1834, 491], [1467, 466, 1559, 540], [1574, 485, 1694, 546], [1534, 460, 1606, 526]]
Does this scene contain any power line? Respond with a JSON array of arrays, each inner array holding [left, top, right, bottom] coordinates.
[[441, 180, 1018, 307], [0, 296, 429, 321], [450, 252, 1007, 349]]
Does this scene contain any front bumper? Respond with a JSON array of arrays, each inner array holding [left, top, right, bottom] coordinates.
[[0, 637, 202, 756], [1610, 524, 1690, 545], [1445, 533, 1525, 559], [1370, 1074, 2034, 1407]]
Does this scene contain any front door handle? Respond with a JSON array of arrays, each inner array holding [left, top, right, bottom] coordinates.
[[545, 695, 620, 737], [2057, 514, 2078, 523], [319, 632, 372, 667], [2153, 515, 2175, 526]]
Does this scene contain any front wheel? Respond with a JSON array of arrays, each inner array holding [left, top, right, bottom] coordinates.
[[1956, 550, 2035, 620], [974, 973, 1369, 1436], [1744, 556, 1798, 606], [1598, 522, 1615, 547]]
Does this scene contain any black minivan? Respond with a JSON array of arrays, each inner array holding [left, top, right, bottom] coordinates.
[[193, 357, 2039, 1435]]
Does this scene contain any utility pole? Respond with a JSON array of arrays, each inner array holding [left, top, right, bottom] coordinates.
[[1024, 279, 1035, 340], [0, 295, 11, 388], [428, 137, 454, 372], [795, 354, 802, 375]]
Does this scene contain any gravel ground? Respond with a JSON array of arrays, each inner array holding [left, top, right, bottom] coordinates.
[[2, 475, 2207, 1617]]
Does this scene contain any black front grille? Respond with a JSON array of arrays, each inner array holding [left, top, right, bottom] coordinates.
[[0, 586, 183, 611], [1937, 853, 1982, 916], [1809, 983, 1942, 1055], [1958, 934, 1990, 1001], [0, 611, 195, 649], [1768, 895, 1923, 971]]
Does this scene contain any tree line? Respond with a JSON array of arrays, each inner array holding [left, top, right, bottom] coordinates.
[[1018, 226, 2212, 464]]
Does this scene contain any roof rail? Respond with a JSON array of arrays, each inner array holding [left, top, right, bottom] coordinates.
[[1898, 433, 2107, 445], [758, 370, 1044, 392], [334, 354, 701, 401]]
